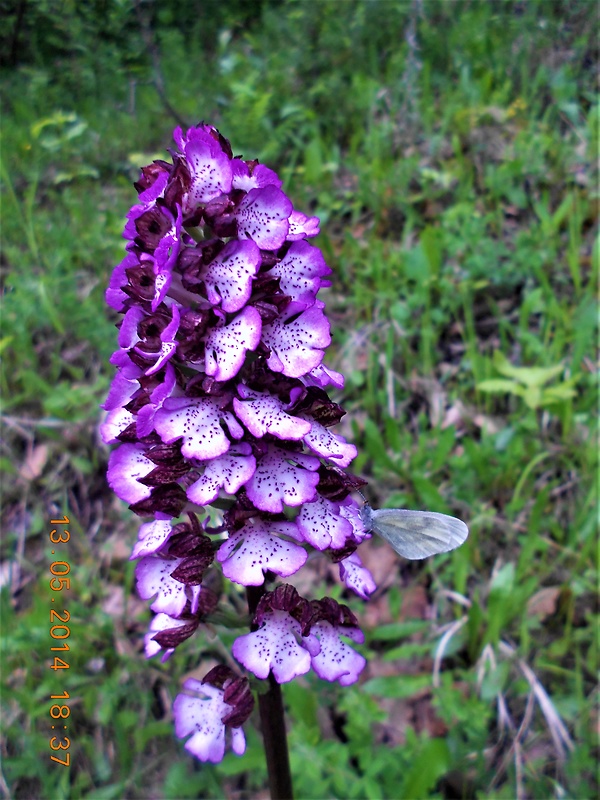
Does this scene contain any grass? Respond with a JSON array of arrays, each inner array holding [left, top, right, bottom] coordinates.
[[1, 1, 598, 798]]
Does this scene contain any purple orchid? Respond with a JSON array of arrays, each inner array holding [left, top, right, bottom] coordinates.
[[103, 123, 376, 771], [232, 585, 366, 686], [173, 667, 254, 763]]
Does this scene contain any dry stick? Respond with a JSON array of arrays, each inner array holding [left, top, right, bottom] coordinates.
[[134, 0, 189, 129], [247, 585, 294, 800], [8, 0, 28, 67], [499, 641, 574, 760]]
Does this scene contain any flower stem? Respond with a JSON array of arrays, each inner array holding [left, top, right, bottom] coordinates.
[[247, 585, 294, 800]]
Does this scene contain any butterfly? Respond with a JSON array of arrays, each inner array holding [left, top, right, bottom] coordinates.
[[360, 504, 468, 560]]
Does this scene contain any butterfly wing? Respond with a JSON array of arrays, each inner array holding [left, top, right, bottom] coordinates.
[[369, 509, 468, 560]]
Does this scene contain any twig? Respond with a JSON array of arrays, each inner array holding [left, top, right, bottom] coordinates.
[[432, 615, 467, 688], [133, 1, 189, 129], [2, 414, 72, 429], [488, 691, 535, 793], [7, 0, 27, 68], [438, 588, 472, 608], [476, 643, 497, 691], [499, 641, 575, 760], [514, 739, 524, 800], [496, 691, 515, 736], [0, 762, 11, 800]]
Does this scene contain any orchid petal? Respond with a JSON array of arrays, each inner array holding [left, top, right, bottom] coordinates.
[[174, 680, 234, 763], [183, 129, 233, 210], [102, 367, 141, 411], [231, 160, 282, 191], [339, 552, 377, 600], [131, 515, 173, 559], [262, 302, 331, 378], [232, 610, 316, 683], [245, 446, 320, 513], [302, 417, 357, 467], [204, 306, 262, 382], [302, 362, 345, 390], [217, 519, 307, 586], [136, 555, 200, 616], [107, 444, 154, 504], [268, 241, 331, 306], [118, 306, 145, 349], [106, 251, 138, 311], [145, 612, 186, 661], [236, 186, 292, 250], [100, 406, 135, 444], [186, 444, 256, 505], [296, 495, 354, 551], [309, 620, 366, 686], [233, 387, 311, 441], [154, 397, 243, 460], [286, 209, 320, 240], [201, 239, 261, 313], [339, 497, 370, 543]]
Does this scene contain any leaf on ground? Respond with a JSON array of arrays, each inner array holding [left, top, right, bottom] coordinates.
[[526, 586, 561, 620], [19, 444, 49, 480]]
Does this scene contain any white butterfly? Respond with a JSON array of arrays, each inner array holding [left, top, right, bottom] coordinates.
[[360, 504, 469, 560]]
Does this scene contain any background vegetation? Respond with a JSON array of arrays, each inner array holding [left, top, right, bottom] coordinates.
[[1, 1, 597, 798]]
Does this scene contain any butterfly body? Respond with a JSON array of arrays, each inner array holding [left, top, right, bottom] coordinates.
[[360, 504, 468, 560]]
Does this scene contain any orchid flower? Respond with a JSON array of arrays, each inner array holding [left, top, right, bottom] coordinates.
[[103, 124, 376, 775]]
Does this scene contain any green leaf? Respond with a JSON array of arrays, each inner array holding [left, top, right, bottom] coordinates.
[[368, 621, 430, 641], [421, 226, 443, 279], [284, 681, 319, 736], [363, 674, 433, 698], [480, 660, 511, 701], [492, 350, 565, 388], [477, 378, 522, 395], [400, 738, 450, 798], [0, 336, 13, 355], [541, 383, 578, 403], [364, 417, 397, 471], [522, 385, 543, 409], [490, 562, 516, 594], [411, 474, 448, 512], [31, 110, 78, 138]]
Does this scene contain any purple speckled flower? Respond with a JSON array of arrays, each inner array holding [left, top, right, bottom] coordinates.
[[103, 124, 375, 764], [174, 667, 253, 763]]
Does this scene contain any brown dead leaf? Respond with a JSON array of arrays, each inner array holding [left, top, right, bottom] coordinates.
[[473, 413, 503, 435], [424, 200, 444, 220], [19, 444, 49, 481], [398, 584, 430, 621], [372, 690, 449, 745], [441, 401, 466, 431], [358, 537, 399, 590], [100, 532, 134, 563], [102, 585, 125, 617], [408, 375, 446, 427], [287, 553, 329, 597], [526, 587, 561, 620], [410, 690, 449, 737], [444, 400, 505, 436], [362, 592, 394, 629], [373, 698, 413, 746], [350, 223, 368, 242]]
